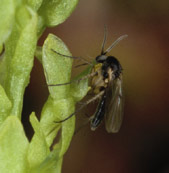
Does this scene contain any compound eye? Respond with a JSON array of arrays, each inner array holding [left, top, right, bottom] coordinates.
[[96, 55, 107, 62]]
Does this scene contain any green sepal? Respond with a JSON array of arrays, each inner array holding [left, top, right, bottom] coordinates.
[[28, 112, 50, 169], [1, 7, 38, 119], [39, 0, 79, 26], [0, 116, 29, 173], [0, 85, 12, 126]]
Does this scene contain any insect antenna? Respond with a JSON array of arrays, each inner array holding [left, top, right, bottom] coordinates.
[[101, 25, 107, 55], [103, 34, 128, 55]]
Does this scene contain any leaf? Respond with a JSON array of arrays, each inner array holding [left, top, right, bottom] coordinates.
[[39, 0, 79, 26], [38, 33, 91, 173], [41, 33, 90, 153], [0, 85, 12, 125], [41, 33, 75, 146], [42, 34, 73, 100], [34, 34, 77, 172], [2, 7, 38, 119], [0, 116, 29, 173]]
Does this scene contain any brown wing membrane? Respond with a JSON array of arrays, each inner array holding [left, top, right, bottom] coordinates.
[[105, 75, 124, 133]]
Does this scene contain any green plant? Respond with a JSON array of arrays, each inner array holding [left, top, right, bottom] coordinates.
[[0, 0, 89, 172]]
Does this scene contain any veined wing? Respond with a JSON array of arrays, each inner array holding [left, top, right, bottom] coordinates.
[[105, 75, 124, 133]]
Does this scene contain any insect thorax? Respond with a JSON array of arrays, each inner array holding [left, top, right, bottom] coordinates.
[[91, 56, 122, 95], [91, 63, 107, 94], [102, 56, 122, 78]]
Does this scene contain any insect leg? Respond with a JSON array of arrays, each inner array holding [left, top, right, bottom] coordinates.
[[74, 63, 89, 68], [0, 44, 5, 56], [48, 71, 98, 86], [51, 49, 92, 65], [54, 90, 105, 123], [74, 115, 93, 135]]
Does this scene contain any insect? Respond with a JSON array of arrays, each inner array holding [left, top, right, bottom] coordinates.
[[51, 28, 127, 133]]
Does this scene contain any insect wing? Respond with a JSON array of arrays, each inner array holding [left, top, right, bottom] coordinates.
[[105, 76, 124, 133]]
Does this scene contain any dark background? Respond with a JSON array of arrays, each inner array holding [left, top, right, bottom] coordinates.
[[23, 0, 169, 172]]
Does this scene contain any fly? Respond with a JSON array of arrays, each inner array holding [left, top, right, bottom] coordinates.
[[50, 27, 127, 133]]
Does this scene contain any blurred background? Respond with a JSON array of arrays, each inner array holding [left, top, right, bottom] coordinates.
[[23, 0, 169, 172]]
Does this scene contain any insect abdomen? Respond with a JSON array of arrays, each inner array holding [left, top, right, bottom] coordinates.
[[91, 93, 106, 131]]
